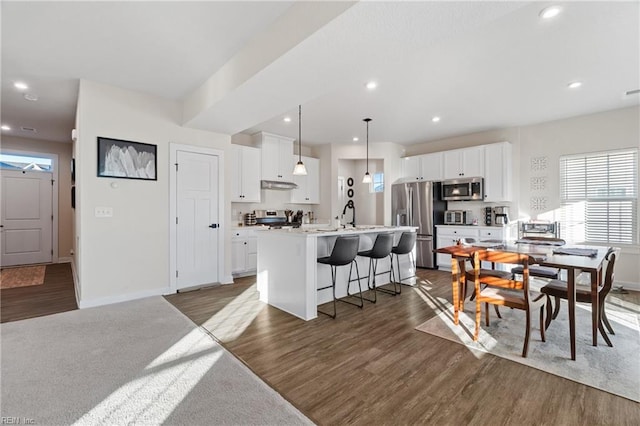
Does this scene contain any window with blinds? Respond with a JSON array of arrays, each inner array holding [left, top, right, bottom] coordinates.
[[559, 149, 638, 245]]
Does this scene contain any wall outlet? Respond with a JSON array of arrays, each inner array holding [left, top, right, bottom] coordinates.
[[95, 207, 113, 217]]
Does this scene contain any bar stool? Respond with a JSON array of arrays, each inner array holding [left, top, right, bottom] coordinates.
[[358, 233, 395, 303], [390, 231, 417, 294], [317, 235, 363, 319]]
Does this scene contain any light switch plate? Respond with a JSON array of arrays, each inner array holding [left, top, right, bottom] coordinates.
[[95, 207, 113, 217]]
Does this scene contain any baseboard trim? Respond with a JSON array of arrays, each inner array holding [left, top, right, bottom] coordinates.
[[78, 287, 171, 309], [58, 257, 72, 263], [614, 280, 640, 292]]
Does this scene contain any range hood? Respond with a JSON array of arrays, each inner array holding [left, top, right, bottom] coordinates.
[[261, 180, 298, 190]]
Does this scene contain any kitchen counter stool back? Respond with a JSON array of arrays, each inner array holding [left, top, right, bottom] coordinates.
[[358, 233, 395, 303], [317, 235, 363, 319], [390, 231, 417, 293]]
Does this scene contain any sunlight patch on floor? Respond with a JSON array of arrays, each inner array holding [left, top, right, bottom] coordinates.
[[413, 286, 495, 359], [73, 328, 223, 425], [201, 283, 266, 341]]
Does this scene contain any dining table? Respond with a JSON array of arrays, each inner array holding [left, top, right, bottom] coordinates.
[[436, 242, 611, 360]]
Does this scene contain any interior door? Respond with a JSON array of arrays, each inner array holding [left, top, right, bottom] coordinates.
[[0, 170, 53, 266], [176, 150, 219, 289]]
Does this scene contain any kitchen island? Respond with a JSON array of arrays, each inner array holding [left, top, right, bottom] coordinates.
[[256, 226, 418, 320]]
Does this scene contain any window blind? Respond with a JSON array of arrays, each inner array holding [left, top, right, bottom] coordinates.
[[559, 149, 638, 244]]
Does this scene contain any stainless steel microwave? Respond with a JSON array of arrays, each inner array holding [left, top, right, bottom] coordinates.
[[441, 177, 484, 201]]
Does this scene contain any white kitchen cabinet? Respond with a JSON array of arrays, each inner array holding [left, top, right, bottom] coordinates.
[[231, 144, 261, 203], [483, 142, 512, 202], [443, 146, 485, 179], [436, 226, 480, 269], [253, 132, 294, 182], [291, 155, 320, 204], [401, 152, 443, 181], [232, 229, 258, 276]]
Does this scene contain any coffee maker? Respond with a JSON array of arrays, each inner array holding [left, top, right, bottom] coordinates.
[[493, 206, 510, 226]]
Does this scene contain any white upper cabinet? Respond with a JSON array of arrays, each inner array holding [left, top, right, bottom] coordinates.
[[443, 146, 485, 179], [401, 152, 443, 181], [291, 156, 320, 204], [253, 132, 295, 182], [231, 144, 261, 203], [483, 142, 512, 202]]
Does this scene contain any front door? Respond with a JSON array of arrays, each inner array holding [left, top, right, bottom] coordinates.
[[176, 150, 219, 289], [1, 170, 53, 266]]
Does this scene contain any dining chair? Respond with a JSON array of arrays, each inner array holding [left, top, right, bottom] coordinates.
[[472, 250, 546, 357], [540, 247, 619, 346], [511, 237, 566, 280]]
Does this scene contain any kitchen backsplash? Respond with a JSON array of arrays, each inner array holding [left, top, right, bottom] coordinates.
[[446, 200, 514, 226], [231, 189, 323, 224]]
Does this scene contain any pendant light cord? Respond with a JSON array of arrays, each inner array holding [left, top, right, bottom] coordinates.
[[298, 105, 302, 161]]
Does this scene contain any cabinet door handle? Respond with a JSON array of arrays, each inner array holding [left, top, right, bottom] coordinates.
[[209, 224, 219, 229]]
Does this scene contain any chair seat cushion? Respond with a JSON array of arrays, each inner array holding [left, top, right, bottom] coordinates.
[[540, 279, 601, 302], [318, 256, 352, 266], [466, 269, 512, 281], [511, 265, 560, 279], [479, 287, 544, 306]]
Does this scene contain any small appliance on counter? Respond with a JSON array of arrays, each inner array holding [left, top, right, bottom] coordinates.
[[444, 210, 473, 225], [493, 206, 510, 226]]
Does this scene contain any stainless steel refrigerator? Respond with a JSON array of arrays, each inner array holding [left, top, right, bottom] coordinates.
[[392, 181, 445, 268]]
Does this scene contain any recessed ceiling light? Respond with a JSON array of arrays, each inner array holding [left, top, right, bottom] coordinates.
[[432, 116, 441, 123], [14, 81, 28, 90], [353, 137, 359, 142], [1, 125, 11, 131], [24, 93, 39, 101], [539, 6, 561, 19], [283, 116, 291, 123], [567, 81, 583, 89], [365, 81, 377, 90]]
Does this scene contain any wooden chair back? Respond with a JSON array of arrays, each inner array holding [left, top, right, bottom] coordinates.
[[472, 250, 537, 302]]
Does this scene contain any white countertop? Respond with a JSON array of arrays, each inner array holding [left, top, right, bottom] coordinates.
[[257, 225, 417, 238], [436, 224, 510, 230]]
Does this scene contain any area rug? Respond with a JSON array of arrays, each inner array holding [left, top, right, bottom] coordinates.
[[0, 265, 46, 289], [0, 296, 313, 425], [415, 291, 640, 402]]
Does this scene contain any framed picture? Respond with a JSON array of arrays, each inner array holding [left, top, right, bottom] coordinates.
[[97, 137, 157, 180]]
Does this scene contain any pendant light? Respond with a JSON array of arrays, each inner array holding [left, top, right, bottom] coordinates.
[[362, 118, 372, 183], [293, 105, 308, 176]]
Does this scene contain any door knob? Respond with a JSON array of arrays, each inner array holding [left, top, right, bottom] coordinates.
[[209, 224, 218, 229]]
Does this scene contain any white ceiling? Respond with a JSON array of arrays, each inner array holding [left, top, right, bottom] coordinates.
[[2, 1, 639, 146]]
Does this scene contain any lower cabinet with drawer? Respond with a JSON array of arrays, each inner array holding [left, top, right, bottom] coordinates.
[[436, 226, 480, 269], [232, 229, 258, 276], [436, 225, 516, 270]]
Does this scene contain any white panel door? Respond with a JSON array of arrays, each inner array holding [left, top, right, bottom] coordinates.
[[1, 170, 53, 266], [176, 151, 219, 289]]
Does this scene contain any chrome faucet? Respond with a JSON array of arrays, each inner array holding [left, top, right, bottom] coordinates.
[[342, 200, 356, 226]]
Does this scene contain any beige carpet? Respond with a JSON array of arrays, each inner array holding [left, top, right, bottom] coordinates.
[[0, 265, 46, 289], [0, 296, 313, 425], [415, 290, 640, 402]]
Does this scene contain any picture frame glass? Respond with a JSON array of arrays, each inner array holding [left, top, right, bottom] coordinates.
[[97, 137, 157, 180]]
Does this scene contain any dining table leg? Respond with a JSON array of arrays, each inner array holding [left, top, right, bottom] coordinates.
[[567, 268, 576, 361], [451, 257, 460, 325]]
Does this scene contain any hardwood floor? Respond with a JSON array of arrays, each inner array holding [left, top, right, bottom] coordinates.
[[1, 263, 77, 323], [166, 270, 640, 425]]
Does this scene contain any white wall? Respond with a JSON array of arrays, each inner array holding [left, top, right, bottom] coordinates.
[[316, 142, 404, 225], [75, 80, 232, 307], [405, 106, 640, 288]]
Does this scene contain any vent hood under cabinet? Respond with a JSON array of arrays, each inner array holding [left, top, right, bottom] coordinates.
[[261, 180, 298, 190]]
